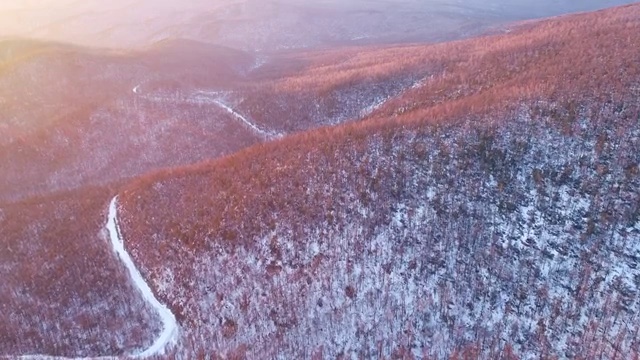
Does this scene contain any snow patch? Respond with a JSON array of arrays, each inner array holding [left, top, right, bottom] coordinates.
[[247, 55, 268, 74], [359, 95, 392, 118], [358, 75, 430, 119]]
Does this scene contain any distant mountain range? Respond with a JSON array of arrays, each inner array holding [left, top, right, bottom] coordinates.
[[0, 0, 638, 50], [1, 2, 639, 359]]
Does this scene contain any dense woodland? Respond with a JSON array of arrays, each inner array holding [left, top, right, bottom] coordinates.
[[122, 101, 640, 359], [115, 4, 640, 359], [1, 2, 640, 359], [0, 186, 162, 356]]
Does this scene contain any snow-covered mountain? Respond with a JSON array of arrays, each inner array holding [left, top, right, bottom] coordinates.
[[0, 37, 439, 203], [1, 2, 639, 359], [112, 4, 639, 358]]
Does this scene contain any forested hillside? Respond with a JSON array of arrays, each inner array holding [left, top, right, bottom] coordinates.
[[2, 2, 639, 359], [114, 4, 640, 358], [0, 38, 429, 203], [0, 187, 162, 356]]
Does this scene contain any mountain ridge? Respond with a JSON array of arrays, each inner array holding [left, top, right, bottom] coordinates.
[[2, 2, 640, 358], [109, 3, 640, 358]]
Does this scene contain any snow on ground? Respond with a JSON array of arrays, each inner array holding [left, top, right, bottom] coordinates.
[[210, 98, 281, 139], [131, 86, 281, 139], [245, 55, 268, 75], [9, 199, 176, 360], [359, 75, 431, 118], [107, 197, 178, 358], [359, 95, 393, 118]]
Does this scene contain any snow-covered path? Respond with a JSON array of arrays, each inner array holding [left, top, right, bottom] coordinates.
[[13, 198, 178, 360], [107, 197, 178, 357], [359, 75, 431, 119], [131, 85, 280, 140], [211, 98, 278, 139]]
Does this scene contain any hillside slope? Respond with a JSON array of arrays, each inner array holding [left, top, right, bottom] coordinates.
[[0, 187, 163, 357], [0, 38, 430, 203], [0, 40, 271, 203], [0, 39, 442, 358], [114, 4, 640, 359]]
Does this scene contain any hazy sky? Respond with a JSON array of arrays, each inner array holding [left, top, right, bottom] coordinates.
[[0, 0, 637, 50]]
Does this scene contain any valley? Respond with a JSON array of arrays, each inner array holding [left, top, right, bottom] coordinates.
[[1, 1, 639, 359]]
